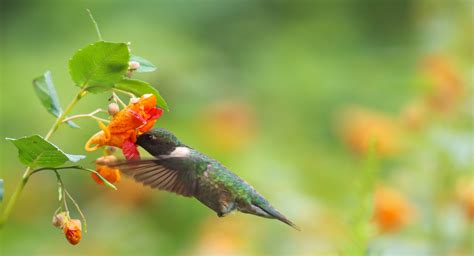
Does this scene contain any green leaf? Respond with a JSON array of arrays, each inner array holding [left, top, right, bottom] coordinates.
[[130, 55, 157, 72], [33, 71, 79, 128], [114, 78, 169, 111], [69, 41, 130, 91], [0, 179, 3, 203], [6, 135, 85, 168]]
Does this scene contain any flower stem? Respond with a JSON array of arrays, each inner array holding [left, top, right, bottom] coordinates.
[[62, 109, 109, 123], [64, 189, 88, 233], [0, 89, 87, 228]]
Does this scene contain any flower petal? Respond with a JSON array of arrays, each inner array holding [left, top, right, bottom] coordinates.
[[122, 140, 140, 160]]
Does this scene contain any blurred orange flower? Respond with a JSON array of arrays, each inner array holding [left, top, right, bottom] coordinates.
[[338, 107, 402, 156], [85, 94, 163, 159], [422, 55, 464, 113], [194, 216, 246, 256], [399, 100, 428, 131], [455, 177, 474, 221], [201, 101, 256, 151], [63, 219, 82, 245], [372, 186, 414, 232], [92, 155, 121, 185]]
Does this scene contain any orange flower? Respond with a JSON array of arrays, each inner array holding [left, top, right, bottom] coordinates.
[[422, 55, 464, 113], [455, 177, 474, 221], [372, 186, 414, 233], [201, 101, 256, 151], [63, 219, 82, 245], [338, 106, 402, 156], [85, 94, 163, 159], [92, 155, 121, 185], [399, 100, 428, 131]]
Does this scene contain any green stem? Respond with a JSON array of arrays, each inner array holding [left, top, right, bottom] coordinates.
[[45, 89, 87, 139], [86, 9, 103, 41], [29, 165, 117, 190], [0, 89, 87, 228], [0, 172, 29, 228], [64, 189, 88, 232]]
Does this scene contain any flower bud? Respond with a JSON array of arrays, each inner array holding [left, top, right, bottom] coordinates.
[[63, 219, 82, 245], [129, 97, 140, 104], [52, 212, 68, 229], [108, 102, 120, 116], [128, 60, 140, 70]]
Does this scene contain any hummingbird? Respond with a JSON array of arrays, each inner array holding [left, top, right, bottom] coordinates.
[[109, 128, 300, 230]]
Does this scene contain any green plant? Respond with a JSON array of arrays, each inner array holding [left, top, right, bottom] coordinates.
[[0, 10, 167, 245]]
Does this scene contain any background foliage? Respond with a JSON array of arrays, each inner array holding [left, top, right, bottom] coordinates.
[[1, 0, 472, 255]]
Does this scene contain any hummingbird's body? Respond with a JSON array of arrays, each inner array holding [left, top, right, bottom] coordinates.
[[111, 128, 299, 230]]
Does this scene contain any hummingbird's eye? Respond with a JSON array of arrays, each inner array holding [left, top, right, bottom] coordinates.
[[147, 134, 156, 140]]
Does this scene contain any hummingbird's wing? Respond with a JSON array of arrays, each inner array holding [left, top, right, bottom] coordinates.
[[109, 159, 197, 197]]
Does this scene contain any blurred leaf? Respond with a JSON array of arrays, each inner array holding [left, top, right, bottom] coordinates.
[[114, 78, 169, 111], [130, 55, 157, 72], [6, 135, 85, 168], [69, 41, 130, 92], [0, 179, 3, 203], [33, 71, 61, 116], [32, 71, 79, 128]]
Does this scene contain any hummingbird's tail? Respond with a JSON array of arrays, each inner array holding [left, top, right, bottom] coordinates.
[[255, 203, 301, 231]]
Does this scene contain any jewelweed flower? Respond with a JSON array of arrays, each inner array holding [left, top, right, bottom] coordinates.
[[422, 55, 464, 113], [201, 101, 256, 151], [85, 94, 163, 159], [63, 219, 82, 245], [456, 177, 474, 221], [338, 107, 402, 156], [400, 101, 428, 131], [92, 155, 121, 185], [372, 186, 414, 233]]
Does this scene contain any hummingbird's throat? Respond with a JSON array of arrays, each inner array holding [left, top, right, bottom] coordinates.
[[167, 147, 191, 158]]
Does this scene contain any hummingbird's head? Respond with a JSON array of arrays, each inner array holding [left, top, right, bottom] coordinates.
[[136, 128, 183, 156]]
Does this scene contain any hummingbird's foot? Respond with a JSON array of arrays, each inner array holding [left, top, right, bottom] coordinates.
[[217, 201, 235, 217]]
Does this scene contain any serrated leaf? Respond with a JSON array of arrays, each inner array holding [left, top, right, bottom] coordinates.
[[0, 179, 3, 203], [6, 135, 85, 168], [69, 41, 130, 91], [114, 78, 168, 111], [33, 71, 79, 128], [130, 55, 157, 72]]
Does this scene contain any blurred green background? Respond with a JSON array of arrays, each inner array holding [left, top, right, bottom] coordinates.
[[1, 0, 472, 255]]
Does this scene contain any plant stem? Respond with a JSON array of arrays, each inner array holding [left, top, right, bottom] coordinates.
[[345, 140, 378, 256], [86, 9, 103, 41], [64, 189, 88, 232], [0, 171, 29, 228], [112, 91, 127, 107], [62, 109, 109, 123], [0, 89, 87, 228], [45, 89, 87, 139]]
